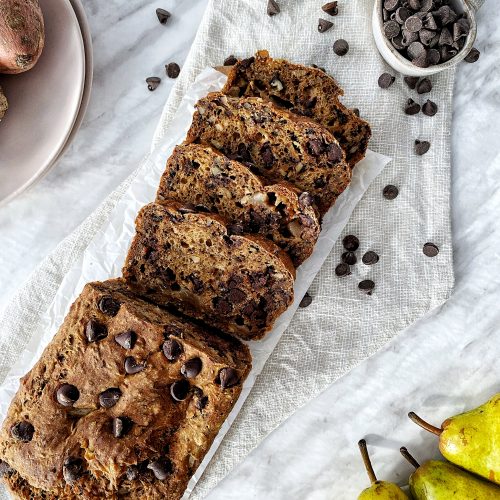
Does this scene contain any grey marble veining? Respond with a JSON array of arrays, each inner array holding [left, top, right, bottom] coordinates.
[[0, 0, 499, 499]]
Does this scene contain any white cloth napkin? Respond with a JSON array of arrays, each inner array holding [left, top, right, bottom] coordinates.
[[0, 0, 454, 498]]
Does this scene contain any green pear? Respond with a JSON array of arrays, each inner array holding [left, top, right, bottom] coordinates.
[[400, 447, 500, 499], [409, 394, 500, 485], [357, 439, 409, 499]]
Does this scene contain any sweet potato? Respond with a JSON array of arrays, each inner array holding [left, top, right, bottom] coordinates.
[[0, 84, 7, 120], [0, 0, 44, 74]]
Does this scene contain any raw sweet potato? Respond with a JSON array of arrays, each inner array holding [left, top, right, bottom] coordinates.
[[0, 84, 7, 119], [0, 0, 44, 74]]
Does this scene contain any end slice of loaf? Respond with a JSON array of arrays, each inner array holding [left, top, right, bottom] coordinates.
[[185, 92, 351, 216], [123, 202, 295, 340], [156, 144, 320, 266], [222, 50, 372, 167]]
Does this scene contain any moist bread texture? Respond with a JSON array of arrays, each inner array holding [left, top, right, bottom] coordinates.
[[222, 50, 371, 167], [156, 144, 321, 266], [123, 202, 295, 340], [185, 92, 351, 216], [0, 279, 251, 499]]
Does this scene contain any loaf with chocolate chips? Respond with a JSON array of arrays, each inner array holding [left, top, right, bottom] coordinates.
[[123, 201, 295, 340], [0, 279, 251, 500], [156, 144, 321, 267], [222, 50, 372, 167], [185, 92, 351, 216]]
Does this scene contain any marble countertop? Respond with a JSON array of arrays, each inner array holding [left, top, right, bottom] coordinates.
[[1, 0, 499, 498]]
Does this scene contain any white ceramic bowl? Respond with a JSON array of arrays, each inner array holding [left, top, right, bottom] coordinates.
[[372, 0, 481, 76]]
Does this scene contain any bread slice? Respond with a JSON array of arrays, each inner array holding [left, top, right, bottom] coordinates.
[[185, 92, 351, 216], [156, 144, 320, 267], [222, 50, 371, 167], [123, 202, 295, 340]]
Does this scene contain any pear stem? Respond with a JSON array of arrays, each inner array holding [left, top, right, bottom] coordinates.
[[358, 439, 377, 484], [400, 447, 420, 469], [408, 412, 442, 436]]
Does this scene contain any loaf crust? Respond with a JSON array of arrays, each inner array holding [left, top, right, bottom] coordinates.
[[123, 202, 295, 340], [0, 279, 251, 499], [185, 92, 351, 216], [222, 50, 372, 167], [156, 144, 321, 266]]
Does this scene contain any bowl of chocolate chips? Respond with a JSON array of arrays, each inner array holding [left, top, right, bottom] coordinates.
[[373, 0, 482, 76]]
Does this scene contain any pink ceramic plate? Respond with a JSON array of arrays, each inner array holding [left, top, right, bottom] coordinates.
[[0, 0, 85, 205]]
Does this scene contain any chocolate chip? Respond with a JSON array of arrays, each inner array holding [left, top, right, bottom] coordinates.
[[261, 143, 275, 167], [335, 263, 351, 277], [362, 251, 379, 265], [308, 138, 325, 157], [0, 461, 13, 477], [162, 339, 183, 361], [99, 388, 122, 409], [126, 465, 139, 481], [11, 421, 34, 442], [267, 0, 280, 16], [427, 48, 440, 65], [125, 357, 146, 375], [384, 0, 399, 11], [146, 77, 161, 91], [217, 367, 239, 389], [412, 50, 430, 68], [404, 98, 421, 115], [56, 384, 80, 406], [181, 358, 202, 378], [227, 288, 246, 304], [422, 99, 438, 116], [453, 19, 469, 41], [416, 77, 432, 94], [383, 7, 390, 22], [439, 27, 453, 47], [85, 320, 107, 343], [342, 251, 357, 265], [423, 242, 439, 257], [166, 62, 180, 79], [224, 55, 237, 66], [63, 457, 84, 485], [327, 143, 343, 162], [405, 15, 423, 33], [113, 417, 132, 438], [156, 8, 171, 25], [395, 7, 411, 24], [317, 18, 333, 33], [147, 458, 172, 480], [333, 39, 349, 56], [436, 5, 457, 26], [322, 1, 338, 16], [170, 379, 190, 401], [464, 47, 480, 63], [384, 20, 400, 39], [408, 41, 425, 60], [213, 297, 232, 314], [383, 185, 399, 200], [415, 140, 431, 155], [402, 28, 418, 46], [115, 330, 137, 350], [408, 0, 421, 10], [440, 45, 456, 63], [404, 76, 419, 89], [378, 72, 396, 89], [196, 395, 209, 410], [423, 12, 437, 31], [358, 280, 375, 295], [299, 192, 314, 207], [343, 235, 359, 251], [299, 292, 313, 308], [98, 296, 120, 316], [419, 28, 435, 46]]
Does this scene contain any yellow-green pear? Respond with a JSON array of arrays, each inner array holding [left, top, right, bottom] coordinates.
[[408, 394, 500, 484], [400, 447, 500, 499], [357, 439, 409, 499]]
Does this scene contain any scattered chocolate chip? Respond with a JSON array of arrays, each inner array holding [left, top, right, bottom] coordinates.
[[147, 458, 172, 480], [342, 251, 357, 265], [217, 367, 239, 389], [126, 465, 139, 481], [343, 235, 360, 251], [415, 140, 431, 156], [196, 395, 209, 410], [416, 77, 432, 94], [11, 421, 34, 442], [267, 0, 280, 16], [299, 292, 313, 308], [115, 330, 137, 350], [56, 384, 80, 407], [146, 77, 161, 91], [156, 8, 171, 25], [99, 388, 122, 409], [358, 280, 375, 295], [335, 263, 351, 277], [404, 76, 419, 89], [181, 358, 202, 378], [170, 380, 190, 401], [113, 417, 132, 438], [362, 251, 379, 265], [322, 1, 338, 16], [378, 72, 396, 89], [318, 18, 334, 33], [85, 320, 107, 343], [464, 47, 480, 63], [333, 39, 349, 56], [98, 296, 120, 316], [125, 357, 146, 375], [384, 0, 399, 11], [166, 62, 180, 79], [404, 98, 421, 115], [63, 457, 84, 485], [383, 185, 399, 200], [384, 20, 400, 39], [422, 99, 438, 116], [224, 55, 237, 66], [423, 242, 439, 257], [405, 15, 423, 33], [162, 339, 183, 361]]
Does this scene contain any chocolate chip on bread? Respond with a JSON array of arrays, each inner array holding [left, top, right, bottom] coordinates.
[[222, 50, 372, 167], [156, 144, 321, 266], [0, 279, 251, 499], [185, 92, 351, 216], [123, 202, 295, 340]]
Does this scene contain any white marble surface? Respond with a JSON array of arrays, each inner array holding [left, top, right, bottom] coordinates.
[[0, 0, 499, 499]]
